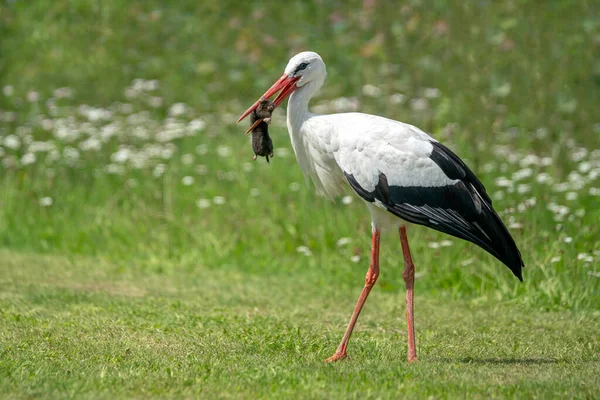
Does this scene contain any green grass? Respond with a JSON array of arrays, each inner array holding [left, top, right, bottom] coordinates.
[[1, 250, 599, 398], [1, 0, 599, 398]]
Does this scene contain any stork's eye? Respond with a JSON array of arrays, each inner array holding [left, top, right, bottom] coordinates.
[[294, 62, 309, 74]]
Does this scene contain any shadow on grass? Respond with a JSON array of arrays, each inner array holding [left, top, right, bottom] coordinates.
[[435, 358, 562, 365]]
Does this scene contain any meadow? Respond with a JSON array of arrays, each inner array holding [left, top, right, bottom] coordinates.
[[1, 1, 599, 398]]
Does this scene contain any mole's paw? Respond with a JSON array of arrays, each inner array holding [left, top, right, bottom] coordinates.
[[263, 117, 272, 124], [253, 154, 257, 161]]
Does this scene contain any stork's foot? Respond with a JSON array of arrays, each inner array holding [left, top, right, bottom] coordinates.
[[407, 356, 418, 363], [324, 352, 348, 363]]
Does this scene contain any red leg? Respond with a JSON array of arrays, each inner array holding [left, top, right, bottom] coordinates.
[[325, 228, 381, 362], [399, 226, 417, 362]]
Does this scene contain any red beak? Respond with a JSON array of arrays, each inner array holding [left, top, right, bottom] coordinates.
[[237, 74, 301, 124]]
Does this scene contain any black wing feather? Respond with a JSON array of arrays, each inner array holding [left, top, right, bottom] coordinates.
[[345, 142, 524, 280]]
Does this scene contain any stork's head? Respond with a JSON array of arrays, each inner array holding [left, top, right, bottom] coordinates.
[[283, 51, 327, 89], [237, 51, 326, 124]]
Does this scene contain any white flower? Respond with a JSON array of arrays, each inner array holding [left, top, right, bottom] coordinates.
[[483, 163, 496, 173], [181, 176, 194, 186], [168, 102, 187, 117], [196, 165, 208, 175], [196, 199, 211, 209], [3, 85, 14, 96], [217, 146, 232, 158], [161, 147, 174, 160], [342, 196, 353, 205], [153, 164, 167, 177], [493, 191, 505, 201], [331, 96, 360, 112], [517, 184, 531, 194], [519, 154, 539, 167], [79, 138, 101, 151], [242, 162, 254, 172], [512, 168, 533, 181], [461, 258, 474, 266], [53, 87, 74, 99], [119, 103, 133, 114], [491, 83, 511, 98], [578, 161, 592, 173], [41, 119, 53, 131], [188, 118, 206, 132], [390, 93, 406, 105], [428, 242, 440, 249], [4, 135, 20, 149], [565, 192, 578, 201], [570, 148, 588, 162], [149, 97, 163, 108], [577, 253, 593, 263], [495, 177, 513, 187], [27, 91, 40, 102], [124, 87, 138, 99], [111, 148, 131, 163], [410, 98, 429, 111], [563, 237, 573, 243], [552, 182, 571, 192], [362, 84, 382, 97], [145, 80, 159, 91], [440, 240, 453, 247], [536, 173, 551, 184], [535, 128, 548, 139], [550, 256, 561, 264], [423, 88, 441, 98], [296, 246, 312, 256], [2, 111, 15, 122], [105, 164, 125, 175], [540, 157, 553, 166], [181, 154, 194, 165], [336, 237, 351, 247], [63, 147, 80, 163], [39, 197, 53, 207], [350, 255, 361, 263], [132, 79, 145, 91], [21, 153, 36, 165], [213, 196, 226, 205], [196, 144, 208, 155]]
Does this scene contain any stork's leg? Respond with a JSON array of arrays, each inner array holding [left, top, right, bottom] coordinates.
[[325, 227, 380, 362], [399, 226, 417, 362]]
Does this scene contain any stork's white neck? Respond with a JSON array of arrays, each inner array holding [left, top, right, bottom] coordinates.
[[287, 83, 313, 133], [286, 79, 321, 132], [284, 76, 345, 200]]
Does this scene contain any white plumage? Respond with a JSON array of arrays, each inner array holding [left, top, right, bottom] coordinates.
[[238, 51, 523, 363]]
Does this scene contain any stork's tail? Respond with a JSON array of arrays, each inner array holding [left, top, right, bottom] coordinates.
[[478, 202, 524, 281]]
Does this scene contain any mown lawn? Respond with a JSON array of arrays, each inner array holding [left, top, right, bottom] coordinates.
[[0, 0, 599, 398], [1, 251, 599, 398]]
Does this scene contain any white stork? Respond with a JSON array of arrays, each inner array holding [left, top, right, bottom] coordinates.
[[238, 51, 524, 363]]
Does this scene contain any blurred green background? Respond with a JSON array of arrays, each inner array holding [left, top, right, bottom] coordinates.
[[0, 1, 599, 398]]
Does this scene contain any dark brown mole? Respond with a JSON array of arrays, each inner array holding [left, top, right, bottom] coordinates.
[[250, 97, 275, 163]]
